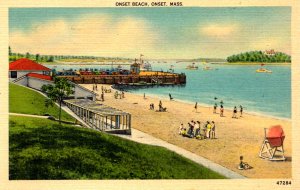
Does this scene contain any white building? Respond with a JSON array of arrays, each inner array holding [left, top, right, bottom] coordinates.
[[10, 58, 96, 100], [9, 58, 51, 82]]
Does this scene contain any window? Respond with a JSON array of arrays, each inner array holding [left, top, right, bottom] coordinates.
[[11, 71, 17, 78]]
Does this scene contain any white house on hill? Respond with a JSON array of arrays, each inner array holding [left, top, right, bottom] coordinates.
[[9, 58, 51, 81]]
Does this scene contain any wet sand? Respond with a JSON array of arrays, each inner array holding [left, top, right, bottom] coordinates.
[[82, 84, 291, 178]]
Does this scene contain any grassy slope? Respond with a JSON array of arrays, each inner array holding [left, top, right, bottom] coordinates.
[[9, 116, 225, 179], [9, 83, 74, 122]]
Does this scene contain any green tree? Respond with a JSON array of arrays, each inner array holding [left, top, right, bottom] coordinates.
[[47, 56, 54, 62], [36, 54, 40, 61], [41, 77, 74, 124], [9, 46, 12, 56], [26, 52, 30, 59]]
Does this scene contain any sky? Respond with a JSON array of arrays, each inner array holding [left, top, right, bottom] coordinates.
[[9, 7, 291, 59]]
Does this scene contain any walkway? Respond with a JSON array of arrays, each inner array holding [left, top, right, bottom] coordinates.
[[113, 128, 246, 179], [9, 113, 49, 118], [10, 111, 245, 179]]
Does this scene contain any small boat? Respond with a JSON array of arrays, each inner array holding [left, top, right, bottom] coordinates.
[[168, 65, 174, 73], [256, 64, 272, 73], [186, 63, 198, 70], [202, 66, 214, 70], [256, 68, 272, 73]]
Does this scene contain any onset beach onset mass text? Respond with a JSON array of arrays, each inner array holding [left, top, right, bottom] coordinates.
[[115, 2, 183, 7]]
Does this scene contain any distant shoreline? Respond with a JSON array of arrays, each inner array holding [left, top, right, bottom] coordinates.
[[42, 61, 292, 66]]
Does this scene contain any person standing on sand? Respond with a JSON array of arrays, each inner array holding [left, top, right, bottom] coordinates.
[[211, 121, 216, 139], [194, 102, 198, 112], [232, 106, 237, 118], [206, 121, 212, 139], [95, 84, 98, 91], [195, 121, 201, 139], [169, 93, 173, 101], [179, 123, 184, 135], [144, 93, 146, 99], [159, 100, 163, 111], [101, 92, 104, 101], [220, 105, 224, 117], [240, 105, 243, 117], [213, 103, 217, 114]]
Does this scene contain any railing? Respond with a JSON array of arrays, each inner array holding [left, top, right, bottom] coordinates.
[[64, 99, 131, 135]]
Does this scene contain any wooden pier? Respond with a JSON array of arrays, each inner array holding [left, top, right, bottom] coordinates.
[[64, 99, 131, 134], [57, 73, 186, 85]]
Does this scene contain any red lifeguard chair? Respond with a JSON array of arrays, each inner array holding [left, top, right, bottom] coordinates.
[[259, 125, 286, 161]]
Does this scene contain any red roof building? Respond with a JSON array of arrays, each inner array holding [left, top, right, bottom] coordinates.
[[26, 73, 52, 81], [9, 58, 51, 71], [9, 58, 51, 80]]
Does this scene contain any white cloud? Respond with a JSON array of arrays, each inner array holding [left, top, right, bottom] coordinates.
[[200, 23, 239, 39], [10, 14, 160, 58]]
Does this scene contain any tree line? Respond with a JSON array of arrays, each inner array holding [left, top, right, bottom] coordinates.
[[9, 46, 132, 63], [226, 50, 291, 63]]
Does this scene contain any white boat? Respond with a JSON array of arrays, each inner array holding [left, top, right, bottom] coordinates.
[[256, 68, 272, 73], [202, 66, 214, 70], [186, 63, 198, 70], [256, 64, 272, 73]]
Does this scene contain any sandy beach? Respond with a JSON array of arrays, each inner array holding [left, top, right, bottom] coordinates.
[[81, 84, 291, 178]]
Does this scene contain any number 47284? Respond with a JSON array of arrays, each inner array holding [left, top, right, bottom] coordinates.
[[276, 181, 292, 185]]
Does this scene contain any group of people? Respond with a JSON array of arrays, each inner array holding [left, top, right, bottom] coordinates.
[[149, 103, 155, 110], [158, 100, 167, 112], [212, 103, 244, 118], [232, 105, 243, 118], [101, 86, 111, 93], [92, 83, 98, 91], [212, 103, 224, 117], [149, 100, 167, 112], [114, 91, 125, 99], [179, 120, 216, 140], [97, 86, 113, 102]]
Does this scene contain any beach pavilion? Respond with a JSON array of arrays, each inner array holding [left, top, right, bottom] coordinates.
[[9, 58, 51, 81], [64, 99, 131, 134]]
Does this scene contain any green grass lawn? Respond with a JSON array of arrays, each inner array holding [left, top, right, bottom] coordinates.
[[9, 116, 225, 179], [9, 83, 74, 122]]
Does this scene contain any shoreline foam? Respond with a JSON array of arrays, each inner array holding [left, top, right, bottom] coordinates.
[[113, 85, 291, 121]]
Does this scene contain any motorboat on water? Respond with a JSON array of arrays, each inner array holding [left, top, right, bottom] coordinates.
[[186, 63, 198, 70], [256, 64, 272, 73], [202, 66, 214, 70], [256, 68, 272, 73]]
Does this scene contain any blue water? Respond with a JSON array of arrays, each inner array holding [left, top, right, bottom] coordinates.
[[47, 62, 291, 119]]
